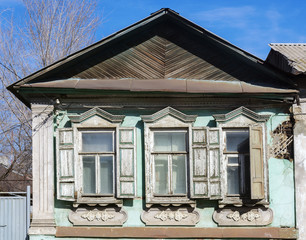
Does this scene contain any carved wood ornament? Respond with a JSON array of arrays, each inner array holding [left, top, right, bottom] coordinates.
[[69, 207, 127, 226]]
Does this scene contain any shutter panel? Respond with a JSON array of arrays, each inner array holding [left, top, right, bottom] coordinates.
[[250, 126, 265, 199], [190, 127, 209, 198], [208, 127, 222, 199], [117, 127, 136, 198], [56, 128, 76, 201]]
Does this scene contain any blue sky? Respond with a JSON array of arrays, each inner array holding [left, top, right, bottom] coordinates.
[[1, 0, 306, 60]]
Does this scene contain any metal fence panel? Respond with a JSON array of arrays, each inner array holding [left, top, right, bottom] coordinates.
[[0, 196, 27, 240]]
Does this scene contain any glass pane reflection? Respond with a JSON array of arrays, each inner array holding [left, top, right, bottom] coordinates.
[[154, 155, 168, 194], [172, 155, 186, 194], [82, 132, 113, 152], [83, 156, 96, 194], [154, 132, 186, 152], [226, 131, 249, 152], [100, 156, 113, 194]]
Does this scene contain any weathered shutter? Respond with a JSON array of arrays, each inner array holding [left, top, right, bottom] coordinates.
[[56, 128, 75, 201], [117, 127, 136, 198], [190, 127, 209, 198], [208, 127, 222, 199], [250, 126, 265, 199]]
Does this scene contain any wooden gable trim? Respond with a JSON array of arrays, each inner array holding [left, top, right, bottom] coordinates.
[[69, 107, 124, 123], [213, 106, 271, 123], [141, 106, 197, 123]]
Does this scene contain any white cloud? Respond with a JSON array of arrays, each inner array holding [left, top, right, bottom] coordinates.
[[192, 6, 305, 59]]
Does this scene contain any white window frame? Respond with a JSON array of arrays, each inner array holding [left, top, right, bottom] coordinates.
[[79, 129, 115, 197], [152, 129, 188, 197]]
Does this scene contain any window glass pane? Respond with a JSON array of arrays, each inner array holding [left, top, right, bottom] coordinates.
[[228, 157, 239, 164], [99, 156, 113, 194], [227, 166, 239, 195], [226, 131, 249, 152], [154, 155, 168, 194], [241, 155, 250, 196], [83, 156, 96, 194], [172, 155, 186, 194], [82, 132, 113, 152], [154, 132, 186, 152]]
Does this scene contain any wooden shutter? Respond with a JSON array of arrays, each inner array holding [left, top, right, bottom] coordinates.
[[208, 127, 222, 199], [190, 127, 209, 198], [250, 126, 265, 199], [117, 127, 136, 198], [56, 128, 75, 201]]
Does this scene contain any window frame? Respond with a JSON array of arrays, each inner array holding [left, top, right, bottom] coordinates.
[[79, 129, 116, 197], [141, 108, 198, 208], [214, 107, 270, 207], [223, 128, 250, 198], [152, 129, 188, 197], [56, 107, 136, 206]]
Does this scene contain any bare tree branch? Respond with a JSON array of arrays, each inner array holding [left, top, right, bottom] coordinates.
[[0, 0, 101, 190]]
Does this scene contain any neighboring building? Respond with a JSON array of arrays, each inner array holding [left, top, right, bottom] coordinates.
[[8, 9, 298, 239], [0, 156, 32, 192], [0, 163, 32, 192], [266, 44, 306, 240]]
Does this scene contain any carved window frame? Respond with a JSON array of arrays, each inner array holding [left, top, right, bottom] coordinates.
[[56, 107, 136, 207], [141, 107, 197, 207], [213, 107, 270, 207], [71, 108, 123, 206]]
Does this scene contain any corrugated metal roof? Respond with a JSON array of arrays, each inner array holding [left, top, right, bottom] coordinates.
[[269, 43, 306, 74]]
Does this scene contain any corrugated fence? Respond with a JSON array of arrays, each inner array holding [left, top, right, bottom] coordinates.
[[0, 186, 30, 240]]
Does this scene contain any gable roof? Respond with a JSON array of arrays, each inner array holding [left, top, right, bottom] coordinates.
[[8, 8, 297, 106], [266, 43, 306, 75]]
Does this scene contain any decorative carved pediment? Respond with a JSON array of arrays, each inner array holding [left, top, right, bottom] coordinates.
[[141, 107, 197, 123], [69, 107, 124, 124], [213, 207, 273, 226], [213, 106, 270, 124]]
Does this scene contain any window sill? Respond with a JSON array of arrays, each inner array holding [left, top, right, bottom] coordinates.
[[73, 197, 123, 207], [146, 197, 196, 208], [218, 197, 269, 208]]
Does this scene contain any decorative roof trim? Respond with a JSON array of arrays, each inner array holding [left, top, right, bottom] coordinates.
[[69, 107, 124, 123], [141, 107, 197, 123], [213, 106, 270, 123]]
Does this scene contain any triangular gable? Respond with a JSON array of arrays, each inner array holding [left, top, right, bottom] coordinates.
[[8, 8, 297, 106]]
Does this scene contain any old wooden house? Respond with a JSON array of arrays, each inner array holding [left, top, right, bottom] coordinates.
[[8, 8, 299, 239]]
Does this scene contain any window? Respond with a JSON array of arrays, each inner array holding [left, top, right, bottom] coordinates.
[[142, 107, 199, 207], [56, 107, 136, 205], [214, 106, 270, 207], [81, 130, 115, 195], [153, 130, 187, 196], [224, 129, 250, 197]]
